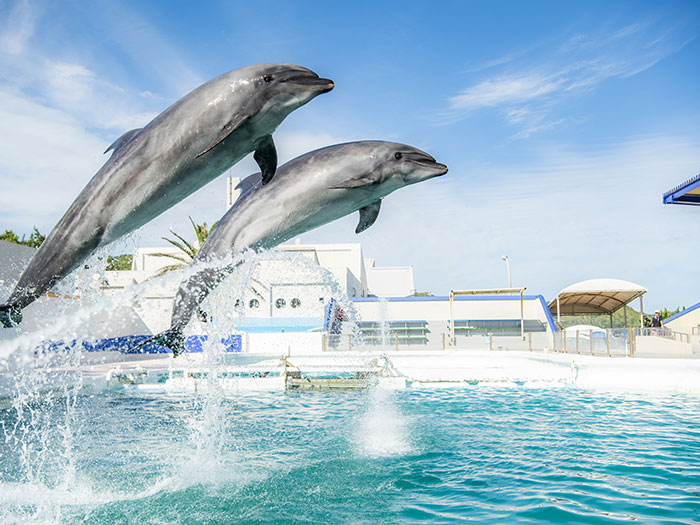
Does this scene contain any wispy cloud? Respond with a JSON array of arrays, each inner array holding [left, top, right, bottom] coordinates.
[[0, 0, 39, 55], [450, 72, 563, 111], [445, 19, 694, 137]]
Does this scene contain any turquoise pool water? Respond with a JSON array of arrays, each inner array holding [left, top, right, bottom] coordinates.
[[1, 386, 699, 523]]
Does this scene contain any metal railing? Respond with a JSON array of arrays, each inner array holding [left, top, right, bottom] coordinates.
[[553, 328, 630, 357], [552, 326, 692, 357]]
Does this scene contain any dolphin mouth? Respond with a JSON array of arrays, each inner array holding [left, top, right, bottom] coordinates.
[[282, 74, 335, 93], [404, 152, 448, 175], [412, 160, 448, 175]]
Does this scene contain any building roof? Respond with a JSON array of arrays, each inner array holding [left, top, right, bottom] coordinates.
[[663, 300, 700, 324], [0, 240, 36, 299], [549, 278, 647, 316], [663, 173, 700, 206]]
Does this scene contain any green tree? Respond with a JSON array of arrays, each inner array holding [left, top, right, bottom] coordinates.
[[105, 254, 133, 271], [0, 227, 45, 247], [150, 217, 215, 276]]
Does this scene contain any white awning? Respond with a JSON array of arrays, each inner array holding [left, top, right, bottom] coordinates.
[[549, 278, 647, 316]]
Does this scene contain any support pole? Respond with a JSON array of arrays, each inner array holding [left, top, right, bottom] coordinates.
[[520, 290, 525, 341], [589, 329, 594, 355], [556, 295, 561, 324], [640, 295, 644, 328], [449, 291, 454, 346], [629, 327, 635, 357]]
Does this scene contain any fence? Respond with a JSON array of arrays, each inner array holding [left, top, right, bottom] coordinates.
[[322, 330, 552, 352], [552, 327, 691, 357], [321, 326, 693, 355]]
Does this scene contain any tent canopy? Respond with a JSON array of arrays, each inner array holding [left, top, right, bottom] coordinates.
[[549, 278, 647, 316]]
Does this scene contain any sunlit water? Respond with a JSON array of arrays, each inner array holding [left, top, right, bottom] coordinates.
[[1, 386, 699, 524]]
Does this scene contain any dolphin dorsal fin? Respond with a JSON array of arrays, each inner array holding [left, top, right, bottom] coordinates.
[[356, 200, 382, 234], [235, 172, 263, 196], [104, 128, 142, 157]]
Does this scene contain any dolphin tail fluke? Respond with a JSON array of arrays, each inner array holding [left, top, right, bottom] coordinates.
[[128, 328, 186, 357], [0, 305, 22, 328]]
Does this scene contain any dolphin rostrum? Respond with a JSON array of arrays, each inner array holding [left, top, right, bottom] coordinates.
[[134, 141, 448, 356], [0, 64, 334, 328]]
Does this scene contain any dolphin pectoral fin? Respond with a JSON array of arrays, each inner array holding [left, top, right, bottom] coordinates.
[[104, 128, 142, 157], [0, 305, 22, 328], [332, 176, 379, 189], [254, 135, 277, 185], [195, 112, 251, 159], [356, 200, 382, 234], [127, 328, 186, 357]]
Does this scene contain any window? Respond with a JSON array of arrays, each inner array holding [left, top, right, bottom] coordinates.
[[249, 298, 259, 309], [275, 298, 286, 309], [291, 298, 301, 308]]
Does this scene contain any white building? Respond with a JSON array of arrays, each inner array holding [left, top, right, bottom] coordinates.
[[101, 240, 416, 334]]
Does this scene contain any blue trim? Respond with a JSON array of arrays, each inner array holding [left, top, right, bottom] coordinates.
[[232, 317, 322, 333], [536, 294, 558, 332], [663, 301, 700, 323], [352, 295, 544, 302], [663, 173, 700, 205], [322, 299, 334, 332], [38, 334, 243, 354]]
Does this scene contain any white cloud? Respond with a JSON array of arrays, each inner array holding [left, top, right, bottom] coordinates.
[[0, 0, 38, 55], [0, 87, 108, 230]]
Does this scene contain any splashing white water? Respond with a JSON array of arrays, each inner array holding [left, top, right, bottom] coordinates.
[[354, 382, 412, 458]]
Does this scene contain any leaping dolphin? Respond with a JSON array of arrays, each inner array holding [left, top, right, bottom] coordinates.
[[133, 141, 448, 356], [0, 64, 334, 328]]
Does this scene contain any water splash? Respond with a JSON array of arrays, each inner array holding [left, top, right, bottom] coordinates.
[[354, 383, 412, 458]]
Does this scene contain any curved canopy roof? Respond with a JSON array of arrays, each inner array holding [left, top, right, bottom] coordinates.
[[549, 278, 647, 316]]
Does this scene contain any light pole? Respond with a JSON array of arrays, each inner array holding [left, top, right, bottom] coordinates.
[[501, 255, 511, 288]]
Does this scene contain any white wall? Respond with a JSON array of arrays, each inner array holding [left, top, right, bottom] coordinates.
[[353, 297, 551, 326], [665, 305, 700, 335], [366, 265, 415, 297]]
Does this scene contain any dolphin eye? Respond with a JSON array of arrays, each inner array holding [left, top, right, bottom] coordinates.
[[263, 75, 273, 83], [394, 152, 403, 160]]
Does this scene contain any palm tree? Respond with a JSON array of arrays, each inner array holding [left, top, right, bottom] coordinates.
[[151, 217, 269, 320], [151, 217, 214, 276]]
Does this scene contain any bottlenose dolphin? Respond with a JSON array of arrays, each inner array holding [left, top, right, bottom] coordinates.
[[0, 64, 334, 328], [134, 141, 448, 356]]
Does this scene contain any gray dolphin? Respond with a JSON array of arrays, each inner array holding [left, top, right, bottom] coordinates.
[[0, 64, 334, 328], [133, 141, 448, 356]]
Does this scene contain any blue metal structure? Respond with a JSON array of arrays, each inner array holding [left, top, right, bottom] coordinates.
[[663, 173, 700, 206]]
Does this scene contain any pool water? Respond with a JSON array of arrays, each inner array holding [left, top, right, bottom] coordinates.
[[1, 385, 699, 523]]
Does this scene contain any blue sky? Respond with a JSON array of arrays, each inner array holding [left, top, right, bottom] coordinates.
[[0, 0, 699, 311]]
